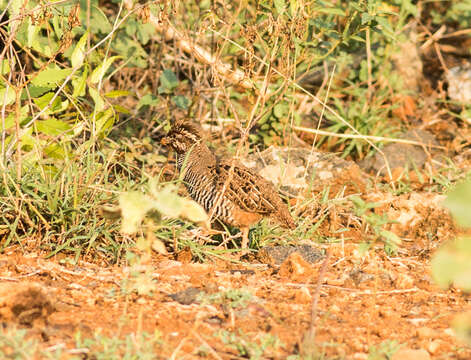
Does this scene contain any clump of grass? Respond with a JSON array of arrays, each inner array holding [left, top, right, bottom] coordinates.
[[0, 327, 38, 359], [0, 148, 148, 262], [216, 330, 282, 360], [72, 330, 163, 359]]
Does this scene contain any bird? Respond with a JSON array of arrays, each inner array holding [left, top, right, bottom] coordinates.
[[160, 120, 296, 250]]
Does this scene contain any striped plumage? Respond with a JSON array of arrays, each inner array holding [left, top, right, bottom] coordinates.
[[161, 120, 296, 248]]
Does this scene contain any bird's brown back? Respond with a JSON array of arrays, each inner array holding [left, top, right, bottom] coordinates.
[[162, 122, 296, 230]]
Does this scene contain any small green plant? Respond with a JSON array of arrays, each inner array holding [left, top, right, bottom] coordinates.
[[431, 0, 471, 28], [367, 340, 402, 360], [74, 330, 163, 360], [0, 327, 38, 359], [350, 195, 400, 255], [198, 287, 254, 309], [216, 330, 282, 360]]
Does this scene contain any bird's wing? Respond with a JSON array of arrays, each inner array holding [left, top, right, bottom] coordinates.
[[211, 161, 282, 214]]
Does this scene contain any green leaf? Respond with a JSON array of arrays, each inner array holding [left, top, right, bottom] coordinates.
[[136, 22, 155, 45], [0, 86, 15, 106], [137, 94, 159, 109], [33, 92, 62, 112], [51, 14, 63, 39], [0, 59, 10, 75], [0, 105, 28, 131], [379, 229, 401, 247], [180, 198, 209, 224], [274, 0, 285, 15], [151, 185, 184, 218], [273, 103, 289, 119], [30, 67, 73, 88], [25, 84, 51, 98], [112, 36, 148, 68], [27, 19, 39, 48], [105, 90, 131, 98], [452, 312, 471, 345], [72, 68, 88, 97], [85, 4, 112, 34], [119, 192, 156, 234], [317, 7, 346, 16], [9, 0, 22, 15], [432, 236, 471, 291], [158, 69, 178, 94], [444, 180, 471, 227], [172, 95, 190, 110], [90, 56, 121, 84], [95, 108, 115, 136], [89, 87, 105, 112], [36, 118, 72, 136], [71, 31, 88, 68], [44, 144, 69, 160], [361, 12, 373, 24], [113, 104, 130, 114]]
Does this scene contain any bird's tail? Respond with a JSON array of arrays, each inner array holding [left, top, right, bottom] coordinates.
[[276, 206, 296, 230]]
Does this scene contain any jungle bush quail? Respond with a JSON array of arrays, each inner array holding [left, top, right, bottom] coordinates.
[[160, 120, 296, 249]]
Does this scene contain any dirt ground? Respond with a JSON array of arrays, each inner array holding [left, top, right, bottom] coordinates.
[[0, 174, 470, 359]]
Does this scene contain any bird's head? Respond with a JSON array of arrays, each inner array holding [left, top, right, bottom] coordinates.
[[160, 120, 203, 154]]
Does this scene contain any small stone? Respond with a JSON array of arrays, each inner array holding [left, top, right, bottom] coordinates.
[[278, 253, 315, 281], [330, 304, 340, 313], [351, 338, 365, 352], [325, 274, 346, 286], [294, 287, 311, 303], [416, 327, 436, 339], [391, 348, 430, 360], [168, 287, 203, 305], [447, 65, 471, 102], [257, 245, 323, 266], [86, 297, 96, 306], [396, 273, 414, 289], [427, 340, 441, 354]]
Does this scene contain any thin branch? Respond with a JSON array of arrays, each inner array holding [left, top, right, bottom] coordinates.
[[301, 251, 331, 357], [123, 0, 253, 90]]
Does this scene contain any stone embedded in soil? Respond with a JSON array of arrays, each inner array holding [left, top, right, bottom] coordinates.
[[0, 282, 55, 327], [446, 65, 471, 103], [359, 129, 439, 176], [416, 326, 437, 339], [278, 252, 316, 281], [256, 244, 323, 266], [391, 348, 431, 360], [427, 339, 442, 354], [242, 146, 367, 196], [348, 269, 374, 286], [168, 287, 203, 305]]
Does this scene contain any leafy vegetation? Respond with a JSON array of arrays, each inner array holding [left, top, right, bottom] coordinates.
[[432, 180, 471, 345]]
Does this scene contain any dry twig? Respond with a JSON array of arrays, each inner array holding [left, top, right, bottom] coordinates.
[[123, 0, 253, 89], [301, 250, 331, 357]]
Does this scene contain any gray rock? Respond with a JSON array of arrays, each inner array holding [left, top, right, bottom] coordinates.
[[359, 129, 439, 175], [256, 245, 324, 266], [243, 147, 366, 196]]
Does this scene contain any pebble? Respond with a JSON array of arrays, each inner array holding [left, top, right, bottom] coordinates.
[[416, 326, 436, 339], [427, 339, 441, 354], [391, 348, 430, 360]]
